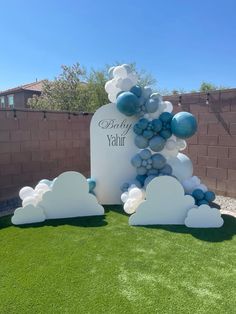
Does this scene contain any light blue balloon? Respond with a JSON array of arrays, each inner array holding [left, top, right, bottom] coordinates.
[[152, 154, 166, 169], [87, 178, 96, 192], [116, 92, 139, 116], [135, 135, 149, 149], [139, 149, 152, 160], [137, 166, 147, 175], [130, 85, 142, 97], [145, 98, 159, 113], [144, 175, 157, 188], [149, 135, 166, 152], [131, 154, 142, 167], [171, 112, 197, 139]]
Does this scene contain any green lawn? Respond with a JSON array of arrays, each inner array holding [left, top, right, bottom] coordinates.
[[0, 207, 235, 314]]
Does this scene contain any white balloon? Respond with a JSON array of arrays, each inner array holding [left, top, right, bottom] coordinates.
[[108, 66, 115, 78], [129, 188, 143, 201], [127, 72, 138, 85], [163, 101, 173, 113], [22, 196, 37, 207], [121, 192, 129, 203], [19, 186, 35, 201], [177, 139, 187, 150], [35, 183, 49, 192], [192, 176, 201, 185], [113, 65, 129, 78], [166, 140, 176, 151], [167, 153, 193, 181], [117, 78, 134, 91], [124, 199, 136, 214], [108, 92, 118, 103], [105, 80, 114, 94]]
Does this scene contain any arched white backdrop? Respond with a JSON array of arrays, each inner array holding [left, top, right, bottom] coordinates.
[[90, 103, 137, 204]]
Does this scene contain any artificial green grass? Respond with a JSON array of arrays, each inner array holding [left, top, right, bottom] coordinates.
[[0, 207, 235, 314]]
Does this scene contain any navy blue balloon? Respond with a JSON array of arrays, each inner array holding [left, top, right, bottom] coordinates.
[[130, 85, 142, 97], [171, 112, 197, 139], [133, 124, 143, 135], [144, 175, 157, 188], [149, 135, 166, 152], [204, 191, 215, 202], [192, 189, 205, 200], [136, 175, 147, 186], [197, 200, 209, 206], [159, 112, 173, 123], [160, 164, 172, 175], [147, 168, 159, 176], [152, 119, 162, 133], [138, 118, 149, 130], [116, 92, 139, 116], [137, 166, 147, 175], [135, 135, 149, 149], [87, 178, 96, 193], [159, 129, 172, 139], [151, 153, 166, 169]]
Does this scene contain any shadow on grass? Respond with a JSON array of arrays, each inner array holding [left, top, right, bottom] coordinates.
[[104, 205, 127, 216], [143, 214, 236, 242], [0, 215, 107, 229]]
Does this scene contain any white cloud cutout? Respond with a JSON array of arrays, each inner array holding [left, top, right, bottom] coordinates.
[[129, 176, 195, 225], [11, 204, 46, 225], [184, 205, 224, 228], [11, 172, 104, 225]]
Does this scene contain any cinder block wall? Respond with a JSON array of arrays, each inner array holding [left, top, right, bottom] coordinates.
[[164, 88, 236, 197], [0, 110, 92, 200], [0, 88, 236, 201]]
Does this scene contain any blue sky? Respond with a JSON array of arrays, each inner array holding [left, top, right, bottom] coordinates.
[[0, 0, 236, 92]]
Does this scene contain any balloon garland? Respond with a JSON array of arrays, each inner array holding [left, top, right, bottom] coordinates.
[[105, 64, 216, 214]]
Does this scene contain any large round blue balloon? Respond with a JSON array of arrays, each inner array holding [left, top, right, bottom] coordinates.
[[171, 112, 197, 139], [116, 92, 139, 116]]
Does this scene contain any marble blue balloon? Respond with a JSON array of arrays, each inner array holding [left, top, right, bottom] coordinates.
[[144, 175, 157, 188], [137, 166, 147, 175], [39, 179, 51, 186], [130, 85, 142, 97], [197, 199, 209, 206], [149, 135, 166, 152], [151, 153, 166, 169], [159, 129, 172, 139], [192, 188, 205, 200], [147, 168, 159, 175], [136, 175, 147, 186], [131, 154, 142, 167], [135, 135, 149, 149], [171, 112, 197, 139], [152, 119, 162, 133], [138, 118, 149, 130], [204, 191, 215, 202], [133, 124, 143, 135], [160, 164, 172, 175], [159, 112, 173, 123], [145, 98, 159, 113], [116, 92, 139, 116], [143, 130, 154, 139], [87, 178, 96, 192], [139, 149, 152, 160]]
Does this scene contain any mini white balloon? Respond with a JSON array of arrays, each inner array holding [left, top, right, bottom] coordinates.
[[19, 186, 35, 200]]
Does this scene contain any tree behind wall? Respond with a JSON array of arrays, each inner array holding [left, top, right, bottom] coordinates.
[[28, 63, 156, 112]]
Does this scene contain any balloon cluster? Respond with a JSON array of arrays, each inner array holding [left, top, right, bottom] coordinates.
[[192, 189, 216, 206], [104, 64, 217, 212], [19, 179, 54, 207], [121, 185, 145, 214], [131, 149, 172, 188]]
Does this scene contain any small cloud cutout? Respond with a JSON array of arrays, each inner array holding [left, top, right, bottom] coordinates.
[[12, 172, 104, 225], [185, 205, 224, 228], [129, 176, 195, 225], [11, 204, 46, 225]]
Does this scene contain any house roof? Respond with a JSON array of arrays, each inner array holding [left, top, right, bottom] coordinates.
[[0, 81, 44, 94]]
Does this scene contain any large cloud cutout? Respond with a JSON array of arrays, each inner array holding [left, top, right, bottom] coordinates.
[[129, 176, 195, 225], [12, 172, 104, 225], [184, 205, 224, 228]]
